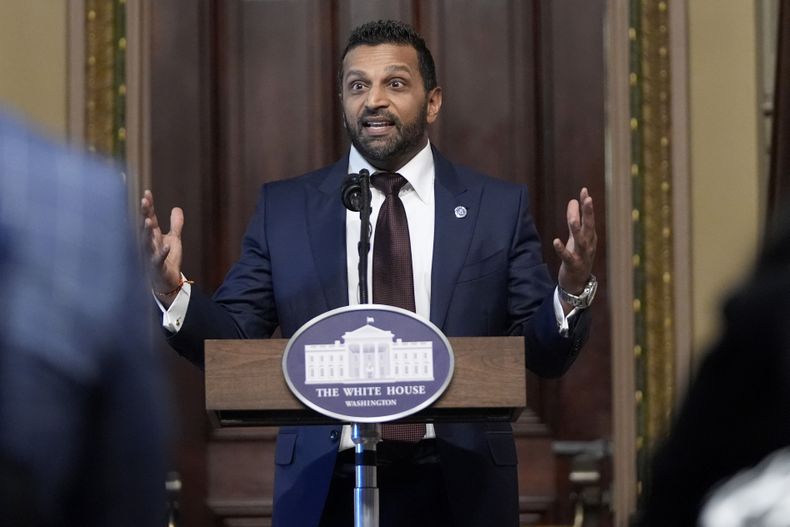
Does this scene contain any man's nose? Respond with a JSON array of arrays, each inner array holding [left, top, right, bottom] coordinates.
[[364, 84, 389, 110]]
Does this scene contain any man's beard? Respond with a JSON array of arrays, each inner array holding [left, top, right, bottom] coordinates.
[[344, 103, 429, 166]]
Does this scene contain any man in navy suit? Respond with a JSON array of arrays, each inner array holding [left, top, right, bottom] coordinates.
[[0, 110, 168, 526], [142, 20, 597, 527]]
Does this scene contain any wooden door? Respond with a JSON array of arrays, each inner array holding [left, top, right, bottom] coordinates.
[[147, 1, 610, 525]]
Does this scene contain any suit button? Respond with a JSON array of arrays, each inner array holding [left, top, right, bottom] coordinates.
[[329, 430, 339, 442]]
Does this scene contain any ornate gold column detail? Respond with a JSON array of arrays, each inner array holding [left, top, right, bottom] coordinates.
[[84, 0, 127, 160], [630, 0, 676, 502]]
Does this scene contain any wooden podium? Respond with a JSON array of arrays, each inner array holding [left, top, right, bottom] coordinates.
[[205, 336, 527, 427]]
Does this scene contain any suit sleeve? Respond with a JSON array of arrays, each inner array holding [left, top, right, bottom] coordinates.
[[507, 186, 590, 378], [167, 185, 279, 367]]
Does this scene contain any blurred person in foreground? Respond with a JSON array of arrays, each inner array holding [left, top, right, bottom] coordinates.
[[637, 210, 790, 526], [0, 110, 168, 526]]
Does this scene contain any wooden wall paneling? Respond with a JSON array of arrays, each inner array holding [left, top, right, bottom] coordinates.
[[149, 1, 215, 526], [421, 1, 553, 433], [539, 0, 609, 440], [215, 0, 242, 288], [217, 0, 337, 277], [538, 0, 610, 524], [510, 0, 541, 201], [516, 436, 556, 525], [419, 2, 559, 446], [150, 0, 214, 285], [212, 3, 338, 524], [424, 0, 537, 188], [208, 428, 278, 526], [421, 1, 566, 522], [421, 1, 611, 524], [336, 0, 414, 37]]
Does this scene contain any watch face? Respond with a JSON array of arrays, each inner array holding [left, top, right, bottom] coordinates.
[[561, 276, 597, 308], [583, 278, 598, 305]]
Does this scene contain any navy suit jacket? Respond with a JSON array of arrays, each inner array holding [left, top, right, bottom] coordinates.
[[169, 147, 589, 527]]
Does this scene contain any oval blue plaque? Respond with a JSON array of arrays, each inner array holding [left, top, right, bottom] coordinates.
[[282, 304, 454, 423]]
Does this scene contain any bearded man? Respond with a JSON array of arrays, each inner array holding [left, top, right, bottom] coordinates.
[[141, 19, 597, 527]]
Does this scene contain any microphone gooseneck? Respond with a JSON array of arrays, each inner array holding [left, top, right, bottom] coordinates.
[[341, 169, 372, 304]]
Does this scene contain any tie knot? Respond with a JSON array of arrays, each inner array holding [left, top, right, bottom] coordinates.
[[371, 172, 408, 196]]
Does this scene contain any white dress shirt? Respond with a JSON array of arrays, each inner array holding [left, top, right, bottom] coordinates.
[[345, 142, 435, 319]]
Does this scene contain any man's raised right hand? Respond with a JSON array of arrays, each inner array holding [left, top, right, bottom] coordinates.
[[140, 189, 184, 308]]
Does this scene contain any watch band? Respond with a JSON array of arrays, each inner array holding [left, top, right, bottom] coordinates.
[[559, 274, 598, 309]]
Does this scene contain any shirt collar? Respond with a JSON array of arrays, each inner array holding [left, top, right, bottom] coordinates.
[[348, 141, 435, 205]]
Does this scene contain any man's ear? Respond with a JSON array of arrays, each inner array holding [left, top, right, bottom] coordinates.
[[426, 87, 443, 124]]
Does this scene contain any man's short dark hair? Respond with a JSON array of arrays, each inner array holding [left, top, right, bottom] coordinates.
[[339, 19, 438, 93]]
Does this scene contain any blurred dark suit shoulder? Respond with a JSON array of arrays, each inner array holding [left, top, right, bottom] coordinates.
[[638, 213, 790, 526]]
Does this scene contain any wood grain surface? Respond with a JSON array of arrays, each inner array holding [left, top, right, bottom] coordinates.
[[205, 337, 526, 424]]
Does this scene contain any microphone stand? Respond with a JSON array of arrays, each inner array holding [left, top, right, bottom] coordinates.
[[357, 169, 372, 304], [341, 168, 381, 527]]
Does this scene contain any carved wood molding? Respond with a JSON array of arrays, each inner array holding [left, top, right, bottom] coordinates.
[[207, 496, 554, 525], [607, 0, 637, 522], [124, 0, 151, 200], [513, 408, 551, 437], [212, 427, 279, 441], [208, 498, 273, 522], [211, 412, 549, 441]]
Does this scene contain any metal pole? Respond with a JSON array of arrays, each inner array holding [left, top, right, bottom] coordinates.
[[351, 422, 381, 527], [357, 169, 372, 304]]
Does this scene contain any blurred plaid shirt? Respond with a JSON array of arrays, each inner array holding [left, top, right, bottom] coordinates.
[[0, 111, 168, 526]]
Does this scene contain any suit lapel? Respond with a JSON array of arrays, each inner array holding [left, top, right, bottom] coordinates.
[[305, 149, 482, 324], [430, 149, 483, 330], [306, 157, 350, 310]]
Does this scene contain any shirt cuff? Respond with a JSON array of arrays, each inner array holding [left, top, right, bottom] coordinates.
[[152, 275, 192, 334], [553, 287, 580, 338]]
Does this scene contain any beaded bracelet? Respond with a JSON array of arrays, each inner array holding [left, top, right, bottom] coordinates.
[[155, 277, 194, 297]]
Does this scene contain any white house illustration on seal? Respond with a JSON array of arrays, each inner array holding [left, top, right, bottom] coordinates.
[[304, 317, 434, 384]]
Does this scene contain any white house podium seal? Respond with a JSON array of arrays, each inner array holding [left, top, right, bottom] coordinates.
[[282, 304, 454, 423]]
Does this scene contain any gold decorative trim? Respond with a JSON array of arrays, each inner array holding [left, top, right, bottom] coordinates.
[[631, 0, 676, 503], [84, 0, 126, 160]]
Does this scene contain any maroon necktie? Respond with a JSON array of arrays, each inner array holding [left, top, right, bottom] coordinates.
[[371, 173, 426, 443]]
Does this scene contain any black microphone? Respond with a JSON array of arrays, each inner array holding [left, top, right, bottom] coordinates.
[[341, 168, 373, 304], [341, 169, 370, 212]]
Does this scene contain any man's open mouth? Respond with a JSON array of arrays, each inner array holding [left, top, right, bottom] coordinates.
[[363, 120, 395, 129], [361, 118, 396, 137]]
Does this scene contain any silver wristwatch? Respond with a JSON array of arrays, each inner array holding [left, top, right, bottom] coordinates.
[[559, 275, 598, 309]]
